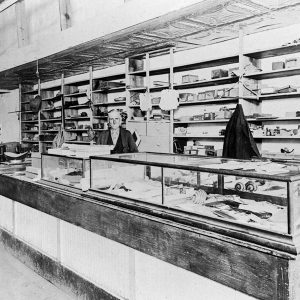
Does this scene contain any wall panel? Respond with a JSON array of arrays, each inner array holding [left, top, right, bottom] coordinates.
[[134, 250, 257, 300], [60, 220, 132, 299], [0, 196, 14, 232], [25, 0, 61, 44], [14, 202, 58, 259], [0, 89, 20, 143], [0, 4, 18, 56]]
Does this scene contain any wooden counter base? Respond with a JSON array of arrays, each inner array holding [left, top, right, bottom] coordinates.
[[0, 174, 296, 300], [0, 228, 118, 300]]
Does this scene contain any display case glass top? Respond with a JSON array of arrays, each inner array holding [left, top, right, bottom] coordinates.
[[41, 153, 90, 189], [90, 153, 300, 235]]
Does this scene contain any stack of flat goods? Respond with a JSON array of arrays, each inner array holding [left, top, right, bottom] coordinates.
[[48, 144, 113, 157]]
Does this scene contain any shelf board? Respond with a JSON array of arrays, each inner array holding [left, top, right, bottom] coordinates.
[[256, 92, 300, 100], [42, 94, 62, 101], [129, 104, 161, 109], [128, 70, 146, 76], [253, 135, 300, 139], [174, 119, 230, 124], [21, 90, 38, 95], [92, 87, 125, 93], [22, 130, 39, 133], [174, 76, 238, 89], [64, 91, 88, 97], [127, 87, 147, 91], [92, 116, 107, 119], [21, 120, 38, 123], [248, 117, 300, 122], [179, 97, 239, 106], [66, 104, 90, 109], [173, 55, 239, 73], [93, 129, 106, 131], [21, 110, 35, 113], [41, 118, 62, 122], [42, 107, 62, 112], [0, 89, 10, 94], [149, 85, 170, 92], [21, 101, 30, 104], [65, 116, 90, 121], [245, 44, 300, 59], [41, 129, 59, 132], [174, 117, 300, 124], [93, 101, 126, 106], [174, 135, 224, 138], [40, 141, 54, 143], [174, 135, 300, 139], [64, 141, 91, 144], [245, 67, 300, 80], [65, 129, 89, 132], [149, 67, 170, 76], [21, 140, 39, 143]]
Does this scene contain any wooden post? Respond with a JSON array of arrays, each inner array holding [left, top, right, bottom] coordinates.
[[146, 52, 150, 121], [169, 47, 175, 153], [15, 0, 28, 47], [59, 0, 72, 30]]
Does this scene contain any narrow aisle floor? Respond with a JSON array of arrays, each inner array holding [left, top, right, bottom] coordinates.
[[0, 243, 75, 300]]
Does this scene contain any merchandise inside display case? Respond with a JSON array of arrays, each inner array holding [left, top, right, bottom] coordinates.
[[41, 154, 90, 189], [90, 153, 300, 234]]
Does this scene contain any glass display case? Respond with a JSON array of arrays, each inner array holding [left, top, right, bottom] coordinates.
[[41, 153, 90, 189], [90, 153, 300, 234]]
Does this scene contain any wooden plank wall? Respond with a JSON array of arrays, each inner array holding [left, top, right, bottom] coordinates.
[[0, 90, 20, 142], [0, 3, 18, 56], [25, 0, 61, 44]]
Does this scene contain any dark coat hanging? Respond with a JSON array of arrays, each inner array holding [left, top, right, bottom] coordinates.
[[222, 104, 261, 159]]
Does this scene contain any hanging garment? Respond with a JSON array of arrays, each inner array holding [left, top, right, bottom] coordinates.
[[222, 104, 261, 159], [139, 93, 152, 111], [159, 89, 179, 110]]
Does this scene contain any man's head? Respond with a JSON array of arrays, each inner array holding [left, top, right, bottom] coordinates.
[[108, 109, 121, 130]]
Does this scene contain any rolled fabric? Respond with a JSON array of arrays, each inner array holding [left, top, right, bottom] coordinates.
[[245, 181, 258, 192], [235, 181, 245, 192], [192, 189, 207, 204]]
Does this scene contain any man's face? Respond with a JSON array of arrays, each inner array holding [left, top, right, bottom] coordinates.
[[108, 111, 121, 130]]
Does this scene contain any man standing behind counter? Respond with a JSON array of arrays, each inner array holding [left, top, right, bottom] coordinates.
[[95, 109, 138, 154]]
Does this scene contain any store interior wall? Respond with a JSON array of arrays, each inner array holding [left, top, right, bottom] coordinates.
[[0, 0, 300, 154], [0, 90, 20, 143]]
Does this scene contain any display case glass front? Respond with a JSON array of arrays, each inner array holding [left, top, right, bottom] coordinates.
[[41, 153, 90, 189], [90, 153, 300, 234]]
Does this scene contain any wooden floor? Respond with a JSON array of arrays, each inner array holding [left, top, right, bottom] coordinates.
[[0, 243, 75, 300]]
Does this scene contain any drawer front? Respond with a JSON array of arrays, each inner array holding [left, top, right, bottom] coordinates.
[[126, 121, 147, 136], [147, 122, 170, 137], [139, 136, 170, 153]]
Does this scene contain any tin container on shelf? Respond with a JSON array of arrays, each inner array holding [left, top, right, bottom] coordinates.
[[182, 74, 199, 84]]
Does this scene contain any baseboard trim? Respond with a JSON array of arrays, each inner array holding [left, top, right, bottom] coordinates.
[[0, 229, 119, 300]]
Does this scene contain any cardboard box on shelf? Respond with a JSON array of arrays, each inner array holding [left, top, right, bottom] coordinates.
[[272, 61, 285, 70], [211, 69, 228, 79], [182, 74, 199, 84], [285, 57, 300, 68], [205, 90, 215, 99]]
